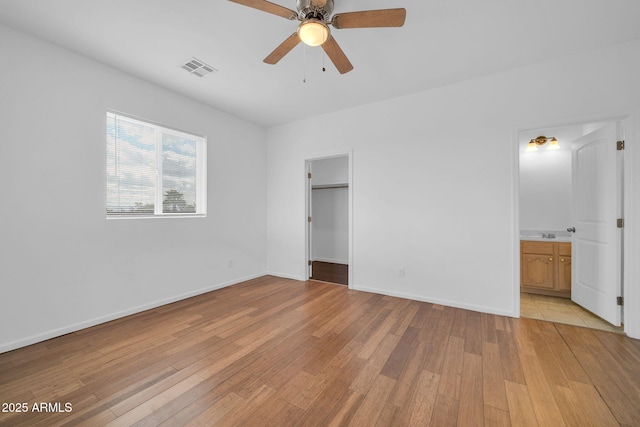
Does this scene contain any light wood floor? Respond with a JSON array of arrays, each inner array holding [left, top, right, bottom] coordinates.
[[1, 276, 639, 426]]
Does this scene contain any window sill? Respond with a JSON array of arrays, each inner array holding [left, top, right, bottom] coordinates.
[[106, 214, 206, 220]]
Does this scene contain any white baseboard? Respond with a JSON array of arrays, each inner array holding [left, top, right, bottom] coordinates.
[[351, 284, 518, 318], [266, 271, 306, 281], [0, 273, 265, 354]]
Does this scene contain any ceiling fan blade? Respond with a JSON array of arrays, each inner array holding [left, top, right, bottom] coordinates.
[[321, 36, 353, 74], [264, 33, 301, 64], [331, 8, 406, 29], [228, 0, 298, 20]]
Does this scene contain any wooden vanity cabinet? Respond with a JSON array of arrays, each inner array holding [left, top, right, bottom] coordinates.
[[521, 241, 571, 297]]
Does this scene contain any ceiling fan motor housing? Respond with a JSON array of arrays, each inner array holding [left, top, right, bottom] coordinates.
[[297, 0, 333, 20]]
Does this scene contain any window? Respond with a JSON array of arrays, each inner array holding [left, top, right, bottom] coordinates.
[[106, 112, 206, 218]]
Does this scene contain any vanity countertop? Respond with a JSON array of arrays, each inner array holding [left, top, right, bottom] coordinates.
[[520, 236, 572, 243], [520, 230, 572, 243]]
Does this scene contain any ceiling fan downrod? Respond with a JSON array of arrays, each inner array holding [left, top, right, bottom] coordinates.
[[296, 0, 334, 21]]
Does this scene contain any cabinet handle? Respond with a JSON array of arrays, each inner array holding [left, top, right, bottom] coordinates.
[[548, 257, 553, 261], [560, 258, 565, 262]]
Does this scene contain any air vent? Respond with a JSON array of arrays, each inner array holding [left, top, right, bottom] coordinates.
[[181, 57, 218, 77]]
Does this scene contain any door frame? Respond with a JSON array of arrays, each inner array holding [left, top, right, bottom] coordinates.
[[304, 150, 354, 288], [513, 110, 640, 339]]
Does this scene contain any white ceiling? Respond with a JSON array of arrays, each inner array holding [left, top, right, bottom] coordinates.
[[1, 0, 640, 127]]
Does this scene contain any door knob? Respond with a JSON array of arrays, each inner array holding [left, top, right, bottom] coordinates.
[[567, 227, 576, 233]]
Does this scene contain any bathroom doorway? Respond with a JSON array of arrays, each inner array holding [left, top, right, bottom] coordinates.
[[518, 121, 624, 333]]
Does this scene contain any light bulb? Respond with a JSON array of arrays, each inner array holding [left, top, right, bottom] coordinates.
[[298, 20, 329, 47], [526, 141, 538, 152], [547, 138, 561, 150]]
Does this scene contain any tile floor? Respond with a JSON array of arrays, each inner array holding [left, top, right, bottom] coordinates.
[[521, 292, 624, 334]]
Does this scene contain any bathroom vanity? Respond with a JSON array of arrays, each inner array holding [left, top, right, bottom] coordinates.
[[521, 240, 572, 298]]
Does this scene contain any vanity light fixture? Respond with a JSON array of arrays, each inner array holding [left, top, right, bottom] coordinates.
[[526, 135, 559, 152]]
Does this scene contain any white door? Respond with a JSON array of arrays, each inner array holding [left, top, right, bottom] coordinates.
[[571, 122, 622, 326]]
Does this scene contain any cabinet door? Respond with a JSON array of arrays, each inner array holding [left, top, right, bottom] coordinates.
[[521, 254, 555, 289], [557, 255, 572, 291]]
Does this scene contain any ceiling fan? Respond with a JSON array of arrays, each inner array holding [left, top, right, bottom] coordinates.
[[228, 0, 406, 74]]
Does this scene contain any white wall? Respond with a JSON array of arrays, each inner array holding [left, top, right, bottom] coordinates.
[[311, 157, 349, 264], [519, 125, 597, 233], [519, 148, 572, 231], [266, 39, 640, 319], [312, 188, 349, 264], [312, 156, 349, 186], [0, 24, 267, 352]]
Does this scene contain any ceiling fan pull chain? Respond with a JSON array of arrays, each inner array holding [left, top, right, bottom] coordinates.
[[303, 43, 307, 83]]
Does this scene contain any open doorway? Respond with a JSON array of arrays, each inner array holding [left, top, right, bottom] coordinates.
[[518, 121, 624, 333], [306, 155, 350, 286]]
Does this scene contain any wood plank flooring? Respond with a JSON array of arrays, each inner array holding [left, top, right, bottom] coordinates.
[[311, 261, 348, 286], [1, 275, 639, 426]]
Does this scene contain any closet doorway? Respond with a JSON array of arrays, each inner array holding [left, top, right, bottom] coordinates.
[[306, 155, 350, 286]]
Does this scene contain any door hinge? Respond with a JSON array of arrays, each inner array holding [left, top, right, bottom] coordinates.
[[617, 140, 625, 150], [617, 218, 624, 228], [308, 260, 312, 266], [308, 216, 312, 223], [308, 172, 312, 179], [617, 296, 624, 306]]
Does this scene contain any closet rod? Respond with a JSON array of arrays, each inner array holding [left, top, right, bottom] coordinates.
[[312, 184, 349, 190]]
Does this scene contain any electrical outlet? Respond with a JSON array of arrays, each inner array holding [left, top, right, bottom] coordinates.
[[228, 260, 234, 268], [398, 267, 405, 278]]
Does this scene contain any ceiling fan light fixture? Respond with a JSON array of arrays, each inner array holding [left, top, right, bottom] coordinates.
[[230, 0, 406, 74], [298, 19, 329, 46]]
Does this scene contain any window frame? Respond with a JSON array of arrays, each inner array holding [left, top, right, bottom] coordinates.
[[106, 111, 207, 219]]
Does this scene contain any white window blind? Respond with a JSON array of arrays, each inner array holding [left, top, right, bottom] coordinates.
[[106, 112, 206, 218]]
